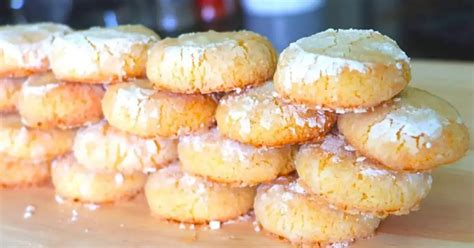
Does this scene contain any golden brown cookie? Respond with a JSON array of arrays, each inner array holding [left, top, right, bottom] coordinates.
[[73, 121, 177, 174], [50, 25, 159, 84], [0, 156, 50, 188], [338, 87, 469, 171], [52, 154, 146, 203], [178, 128, 295, 186], [102, 80, 217, 137], [0, 77, 24, 113], [274, 29, 410, 111], [215, 82, 336, 147], [0, 114, 74, 161], [145, 164, 256, 223], [17, 72, 104, 129], [254, 176, 381, 246], [147, 30, 277, 93], [296, 133, 432, 217], [0, 23, 71, 77]]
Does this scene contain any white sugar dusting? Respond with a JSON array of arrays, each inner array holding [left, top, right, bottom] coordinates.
[[84, 203, 100, 211], [23, 205, 36, 219], [55, 195, 65, 204], [369, 106, 449, 153], [321, 135, 345, 154], [327, 241, 350, 248], [114, 173, 124, 185], [209, 220, 221, 230], [71, 209, 79, 222], [356, 156, 367, 163], [23, 83, 60, 95], [360, 167, 390, 177]]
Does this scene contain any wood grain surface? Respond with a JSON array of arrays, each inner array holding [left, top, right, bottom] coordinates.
[[1, 60, 473, 247]]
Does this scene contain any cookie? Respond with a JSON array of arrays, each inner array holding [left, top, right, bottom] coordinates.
[[296, 133, 432, 217], [147, 30, 277, 93], [215, 82, 336, 147], [73, 121, 177, 174], [274, 29, 410, 111], [17, 72, 104, 129], [52, 154, 146, 203], [50, 25, 159, 84], [0, 156, 50, 188], [0, 114, 74, 161], [254, 176, 381, 246], [102, 80, 217, 137], [0, 23, 71, 77], [338, 87, 469, 171], [178, 128, 295, 186], [145, 164, 256, 223], [0, 77, 24, 113]]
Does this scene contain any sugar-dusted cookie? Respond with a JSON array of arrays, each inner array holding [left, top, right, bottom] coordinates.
[[274, 29, 410, 111]]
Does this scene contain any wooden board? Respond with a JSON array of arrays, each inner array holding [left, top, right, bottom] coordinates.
[[1, 60, 473, 247]]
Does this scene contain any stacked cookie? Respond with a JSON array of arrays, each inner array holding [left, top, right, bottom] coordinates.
[[47, 25, 166, 203], [254, 29, 469, 246], [142, 30, 298, 224], [0, 23, 74, 188]]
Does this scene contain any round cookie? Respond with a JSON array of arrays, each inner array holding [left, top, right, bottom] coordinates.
[[0, 77, 24, 113], [52, 154, 146, 203], [254, 176, 381, 246], [274, 29, 410, 111], [102, 80, 217, 137], [73, 121, 177, 174], [50, 25, 159, 84], [0, 156, 50, 188], [18, 72, 104, 129], [338, 87, 469, 171], [0, 23, 71, 77], [296, 133, 432, 217], [0, 114, 74, 161], [147, 30, 277, 93], [145, 164, 256, 223], [178, 128, 295, 186], [215, 82, 336, 147]]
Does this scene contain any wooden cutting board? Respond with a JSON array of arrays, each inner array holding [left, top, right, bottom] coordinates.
[[1, 60, 473, 248]]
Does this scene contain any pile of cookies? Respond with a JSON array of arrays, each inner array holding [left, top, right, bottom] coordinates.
[[0, 23, 470, 247], [0, 23, 75, 188], [254, 29, 469, 246]]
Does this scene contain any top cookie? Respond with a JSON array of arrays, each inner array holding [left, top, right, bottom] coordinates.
[[147, 30, 277, 93], [274, 29, 410, 111], [50, 25, 159, 84], [0, 23, 71, 78], [338, 87, 469, 171]]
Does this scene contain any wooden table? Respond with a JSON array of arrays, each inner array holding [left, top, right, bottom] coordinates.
[[1, 60, 473, 247]]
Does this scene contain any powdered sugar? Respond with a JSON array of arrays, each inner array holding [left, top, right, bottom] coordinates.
[[360, 166, 390, 177], [369, 105, 449, 153]]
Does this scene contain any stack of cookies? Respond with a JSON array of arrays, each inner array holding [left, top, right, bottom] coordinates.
[[47, 25, 167, 204], [0, 23, 470, 247], [0, 23, 75, 188], [141, 31, 287, 225], [253, 29, 470, 246]]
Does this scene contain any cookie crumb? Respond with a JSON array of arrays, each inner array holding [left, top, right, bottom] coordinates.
[[23, 205, 36, 219], [209, 220, 221, 230]]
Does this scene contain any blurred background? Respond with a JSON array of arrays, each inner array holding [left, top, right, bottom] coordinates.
[[1, 0, 473, 60]]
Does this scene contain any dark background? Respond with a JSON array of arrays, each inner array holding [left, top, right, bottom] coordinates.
[[1, 0, 473, 60]]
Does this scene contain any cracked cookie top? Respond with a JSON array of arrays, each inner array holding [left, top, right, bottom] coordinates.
[[146, 30, 277, 94], [338, 87, 469, 171], [274, 29, 411, 110], [0, 22, 71, 77], [50, 25, 159, 84]]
